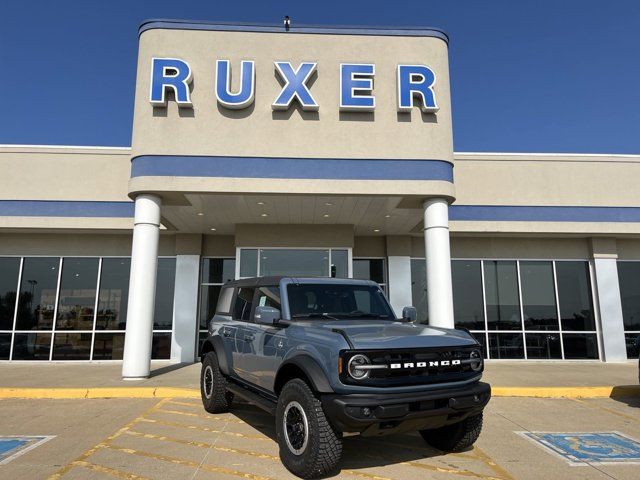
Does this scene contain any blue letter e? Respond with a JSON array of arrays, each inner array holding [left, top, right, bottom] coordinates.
[[397, 65, 438, 113], [149, 58, 193, 108]]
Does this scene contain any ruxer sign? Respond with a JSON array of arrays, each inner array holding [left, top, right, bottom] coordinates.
[[149, 58, 439, 113]]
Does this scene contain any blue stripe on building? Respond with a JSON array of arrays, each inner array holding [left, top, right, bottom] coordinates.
[[449, 205, 640, 223], [0, 200, 135, 218], [130, 155, 455, 182]]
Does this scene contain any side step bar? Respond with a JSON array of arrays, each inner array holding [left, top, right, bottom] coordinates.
[[226, 381, 277, 416]]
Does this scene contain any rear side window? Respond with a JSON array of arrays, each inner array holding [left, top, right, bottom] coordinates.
[[233, 288, 255, 321], [216, 287, 234, 314]]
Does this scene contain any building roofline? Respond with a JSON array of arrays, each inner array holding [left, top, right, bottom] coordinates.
[[0, 144, 131, 151], [137, 19, 449, 43], [455, 151, 640, 158]]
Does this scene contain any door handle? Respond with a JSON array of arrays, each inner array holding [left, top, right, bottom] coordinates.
[[244, 334, 255, 342]]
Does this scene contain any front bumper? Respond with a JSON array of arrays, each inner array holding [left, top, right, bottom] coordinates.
[[321, 381, 491, 436]]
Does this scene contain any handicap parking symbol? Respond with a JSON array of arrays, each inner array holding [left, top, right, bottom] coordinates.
[[519, 431, 640, 465], [0, 436, 55, 465]]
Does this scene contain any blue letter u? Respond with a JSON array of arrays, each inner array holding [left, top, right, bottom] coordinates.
[[216, 60, 255, 109]]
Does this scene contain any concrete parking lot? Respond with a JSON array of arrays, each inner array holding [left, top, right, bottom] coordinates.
[[0, 392, 638, 480]]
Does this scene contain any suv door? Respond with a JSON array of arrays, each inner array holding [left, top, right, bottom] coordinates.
[[210, 286, 241, 376], [235, 286, 283, 390], [230, 287, 257, 384]]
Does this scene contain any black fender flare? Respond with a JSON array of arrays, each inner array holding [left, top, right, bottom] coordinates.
[[201, 336, 230, 376], [275, 355, 334, 394]]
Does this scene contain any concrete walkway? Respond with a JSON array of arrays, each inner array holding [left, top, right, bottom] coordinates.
[[0, 360, 637, 392]]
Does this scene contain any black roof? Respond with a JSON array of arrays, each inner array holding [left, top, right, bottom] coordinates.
[[222, 276, 376, 288]]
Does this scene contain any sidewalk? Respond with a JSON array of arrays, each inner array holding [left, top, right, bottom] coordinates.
[[0, 361, 637, 398]]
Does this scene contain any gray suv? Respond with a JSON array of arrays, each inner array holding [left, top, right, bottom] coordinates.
[[200, 277, 490, 478]]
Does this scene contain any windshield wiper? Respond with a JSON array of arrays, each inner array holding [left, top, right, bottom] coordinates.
[[292, 313, 341, 321]]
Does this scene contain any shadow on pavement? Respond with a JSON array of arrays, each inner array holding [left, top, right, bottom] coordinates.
[[149, 362, 193, 378], [609, 387, 640, 408], [229, 401, 452, 474]]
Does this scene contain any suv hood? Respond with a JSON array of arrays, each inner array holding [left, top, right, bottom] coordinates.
[[298, 319, 478, 350]]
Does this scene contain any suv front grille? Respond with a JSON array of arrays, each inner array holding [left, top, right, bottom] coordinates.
[[341, 347, 482, 387]]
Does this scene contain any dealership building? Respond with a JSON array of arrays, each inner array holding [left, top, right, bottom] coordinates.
[[0, 20, 639, 378]]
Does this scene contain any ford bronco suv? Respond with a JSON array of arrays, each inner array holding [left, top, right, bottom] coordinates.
[[200, 277, 490, 478]]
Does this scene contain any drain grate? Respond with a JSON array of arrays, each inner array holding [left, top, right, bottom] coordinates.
[[519, 431, 640, 465], [0, 436, 55, 465]]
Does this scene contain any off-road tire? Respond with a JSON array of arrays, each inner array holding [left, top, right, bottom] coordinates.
[[200, 352, 233, 413], [276, 379, 342, 478], [420, 413, 483, 452]]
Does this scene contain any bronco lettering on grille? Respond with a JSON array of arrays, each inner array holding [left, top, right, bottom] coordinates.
[[389, 359, 461, 369]]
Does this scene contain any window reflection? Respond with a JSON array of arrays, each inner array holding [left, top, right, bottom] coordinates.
[[556, 262, 595, 331], [526, 333, 562, 359], [52, 333, 92, 360], [154, 258, 176, 330], [55, 258, 99, 331], [488, 333, 524, 359], [12, 333, 52, 360], [15, 258, 59, 330], [452, 260, 484, 330], [0, 258, 20, 330], [93, 333, 125, 360], [618, 262, 640, 331], [410, 259, 428, 323], [96, 259, 130, 330], [484, 261, 521, 330], [202, 258, 235, 284], [520, 261, 558, 331], [260, 249, 329, 277]]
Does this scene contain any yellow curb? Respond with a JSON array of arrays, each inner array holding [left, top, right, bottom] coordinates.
[[492, 386, 640, 398], [0, 385, 638, 400]]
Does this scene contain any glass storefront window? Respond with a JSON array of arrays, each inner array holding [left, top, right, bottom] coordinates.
[[520, 261, 559, 331], [260, 249, 329, 277], [199, 285, 221, 329], [55, 258, 99, 331], [331, 250, 349, 278], [0, 255, 175, 361], [617, 261, 640, 358], [484, 261, 521, 331], [202, 258, 235, 284], [96, 258, 130, 330], [556, 261, 595, 331], [488, 333, 524, 359], [452, 260, 484, 330], [0, 258, 20, 331], [526, 332, 562, 359], [15, 257, 59, 330], [153, 258, 176, 330], [410, 259, 428, 323], [239, 249, 258, 277], [562, 333, 599, 359]]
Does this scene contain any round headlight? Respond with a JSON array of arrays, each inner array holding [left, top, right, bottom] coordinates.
[[470, 349, 483, 372], [348, 354, 371, 380]]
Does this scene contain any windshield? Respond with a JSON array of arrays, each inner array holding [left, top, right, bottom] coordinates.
[[287, 283, 395, 320]]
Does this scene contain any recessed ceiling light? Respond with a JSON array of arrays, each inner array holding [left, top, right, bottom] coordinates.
[[257, 201, 265, 205], [373, 228, 380, 233], [323, 214, 330, 218], [384, 214, 391, 218], [324, 202, 333, 206], [210, 227, 216, 231], [261, 213, 269, 217], [197, 212, 204, 216]]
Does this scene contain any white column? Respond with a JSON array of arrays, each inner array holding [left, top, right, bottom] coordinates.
[[593, 258, 627, 362], [122, 194, 162, 380], [424, 198, 454, 329], [387, 256, 412, 317], [170, 254, 200, 363]]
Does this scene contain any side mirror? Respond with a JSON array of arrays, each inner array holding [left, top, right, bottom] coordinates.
[[402, 306, 417, 323], [254, 306, 281, 326]]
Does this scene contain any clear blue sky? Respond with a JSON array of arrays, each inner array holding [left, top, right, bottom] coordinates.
[[1, 0, 639, 153]]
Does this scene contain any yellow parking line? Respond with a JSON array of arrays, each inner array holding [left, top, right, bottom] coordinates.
[[155, 407, 247, 423], [125, 429, 279, 461], [71, 460, 153, 480], [47, 398, 170, 480], [104, 444, 275, 480], [138, 417, 269, 440], [398, 460, 503, 480], [471, 447, 515, 480], [570, 398, 640, 423]]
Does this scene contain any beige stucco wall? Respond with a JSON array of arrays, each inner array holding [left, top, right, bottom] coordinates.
[[132, 28, 453, 162], [453, 153, 640, 207], [0, 233, 175, 256], [235, 224, 354, 248], [0, 146, 131, 202]]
